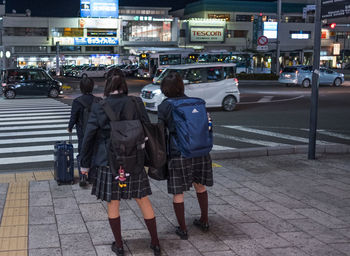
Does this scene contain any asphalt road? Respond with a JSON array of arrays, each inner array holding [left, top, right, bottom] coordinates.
[[59, 76, 350, 148], [0, 76, 349, 172]]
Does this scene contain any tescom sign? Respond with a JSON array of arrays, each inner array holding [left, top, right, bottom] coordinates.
[[190, 27, 225, 42]]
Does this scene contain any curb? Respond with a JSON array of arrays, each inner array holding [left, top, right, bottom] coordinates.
[[210, 144, 350, 160]]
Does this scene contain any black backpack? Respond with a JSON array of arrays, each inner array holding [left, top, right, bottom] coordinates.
[[100, 98, 145, 177]]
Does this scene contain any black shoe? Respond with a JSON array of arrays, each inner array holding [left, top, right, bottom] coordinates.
[[150, 244, 161, 256], [193, 219, 209, 232], [79, 174, 87, 187], [175, 226, 188, 240], [111, 242, 124, 256]]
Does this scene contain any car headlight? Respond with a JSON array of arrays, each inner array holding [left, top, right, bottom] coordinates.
[[58, 82, 62, 86]]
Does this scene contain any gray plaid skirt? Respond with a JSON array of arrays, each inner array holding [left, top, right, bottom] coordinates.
[[91, 166, 152, 202], [167, 154, 213, 195]]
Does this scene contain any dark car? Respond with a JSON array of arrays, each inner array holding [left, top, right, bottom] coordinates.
[[1, 68, 63, 99]]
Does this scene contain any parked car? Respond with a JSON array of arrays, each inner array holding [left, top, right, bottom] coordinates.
[[279, 65, 345, 88], [76, 66, 108, 78], [141, 63, 240, 112], [1, 68, 63, 99]]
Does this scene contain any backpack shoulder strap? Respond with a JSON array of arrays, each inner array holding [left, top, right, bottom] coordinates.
[[99, 100, 119, 121]]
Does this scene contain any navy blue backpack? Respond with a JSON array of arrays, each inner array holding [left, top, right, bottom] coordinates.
[[167, 97, 213, 158]]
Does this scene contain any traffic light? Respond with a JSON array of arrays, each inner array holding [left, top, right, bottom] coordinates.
[[330, 23, 336, 29]]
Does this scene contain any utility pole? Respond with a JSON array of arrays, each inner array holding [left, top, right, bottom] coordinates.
[[308, 0, 322, 160], [55, 41, 60, 76], [276, 0, 282, 74]]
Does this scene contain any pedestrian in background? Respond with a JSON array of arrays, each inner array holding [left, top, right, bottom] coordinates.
[[79, 69, 161, 256], [158, 72, 214, 240], [68, 77, 99, 187]]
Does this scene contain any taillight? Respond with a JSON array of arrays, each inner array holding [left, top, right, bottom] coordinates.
[[296, 70, 299, 75], [2, 83, 6, 87], [234, 78, 239, 86], [279, 70, 282, 74]]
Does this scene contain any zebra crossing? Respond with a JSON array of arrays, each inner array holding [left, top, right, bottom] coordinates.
[[0, 97, 349, 171], [0, 98, 77, 170]]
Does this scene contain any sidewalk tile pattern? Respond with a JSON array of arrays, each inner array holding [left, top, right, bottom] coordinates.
[[0, 154, 349, 255]]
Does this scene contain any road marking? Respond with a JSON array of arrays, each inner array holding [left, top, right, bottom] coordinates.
[[223, 126, 331, 145], [0, 136, 78, 145], [0, 112, 71, 118], [212, 145, 236, 150], [238, 95, 304, 105], [0, 115, 69, 121], [212, 163, 223, 168], [0, 124, 68, 131], [0, 144, 78, 154], [0, 119, 69, 126], [316, 130, 350, 140], [0, 129, 73, 137], [214, 133, 288, 147], [0, 109, 70, 115], [257, 96, 274, 103], [0, 153, 77, 165]]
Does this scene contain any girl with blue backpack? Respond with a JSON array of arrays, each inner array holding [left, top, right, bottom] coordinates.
[[158, 72, 214, 240]]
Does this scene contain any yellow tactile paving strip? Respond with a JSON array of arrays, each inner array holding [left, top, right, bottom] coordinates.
[[0, 170, 75, 255], [0, 182, 29, 255]]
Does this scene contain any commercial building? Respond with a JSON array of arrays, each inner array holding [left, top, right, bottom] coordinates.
[[174, 0, 350, 69], [0, 4, 178, 69]]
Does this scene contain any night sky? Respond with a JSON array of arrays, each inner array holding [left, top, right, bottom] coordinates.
[[5, 0, 276, 17]]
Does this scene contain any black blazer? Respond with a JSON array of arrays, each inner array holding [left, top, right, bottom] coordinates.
[[80, 94, 150, 169]]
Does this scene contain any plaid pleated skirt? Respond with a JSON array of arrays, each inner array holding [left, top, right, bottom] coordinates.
[[91, 166, 152, 202], [167, 154, 213, 195]]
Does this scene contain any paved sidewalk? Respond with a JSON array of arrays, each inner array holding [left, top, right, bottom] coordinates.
[[0, 153, 350, 256]]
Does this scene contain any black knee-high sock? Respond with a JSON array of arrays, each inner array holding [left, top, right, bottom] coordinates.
[[109, 217, 123, 248], [144, 217, 160, 246], [196, 191, 208, 224], [173, 202, 187, 231]]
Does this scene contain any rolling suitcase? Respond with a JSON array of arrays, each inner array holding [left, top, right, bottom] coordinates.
[[54, 135, 74, 185]]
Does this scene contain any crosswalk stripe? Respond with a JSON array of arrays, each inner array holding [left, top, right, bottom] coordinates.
[[0, 109, 70, 115], [0, 107, 71, 113], [0, 136, 77, 145], [0, 124, 68, 131], [223, 126, 331, 145], [0, 154, 77, 165], [0, 112, 70, 118], [1, 124, 68, 131], [0, 144, 78, 154], [0, 130, 72, 137], [315, 130, 350, 141], [212, 145, 236, 150], [0, 115, 69, 121], [0, 119, 68, 126], [214, 133, 288, 147]]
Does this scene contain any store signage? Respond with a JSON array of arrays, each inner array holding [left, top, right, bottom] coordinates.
[[321, 0, 350, 19], [190, 27, 225, 42], [74, 37, 119, 45], [79, 18, 118, 28], [189, 19, 226, 27], [130, 16, 173, 22], [333, 43, 341, 55], [80, 0, 119, 18], [263, 22, 277, 39], [290, 31, 311, 39], [53, 37, 119, 45]]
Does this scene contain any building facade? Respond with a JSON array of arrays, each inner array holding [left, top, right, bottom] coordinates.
[[0, 4, 179, 69]]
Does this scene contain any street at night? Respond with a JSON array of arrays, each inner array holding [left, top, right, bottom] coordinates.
[[1, 0, 350, 255]]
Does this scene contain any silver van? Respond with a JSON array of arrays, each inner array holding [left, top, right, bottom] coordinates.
[[141, 63, 240, 112]]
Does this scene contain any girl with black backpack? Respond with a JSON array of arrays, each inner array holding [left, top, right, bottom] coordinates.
[[158, 72, 214, 240], [80, 69, 161, 256]]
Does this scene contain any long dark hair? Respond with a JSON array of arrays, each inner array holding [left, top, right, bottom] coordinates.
[[104, 68, 128, 97]]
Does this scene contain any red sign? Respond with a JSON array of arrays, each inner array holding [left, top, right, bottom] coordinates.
[[258, 36, 268, 46]]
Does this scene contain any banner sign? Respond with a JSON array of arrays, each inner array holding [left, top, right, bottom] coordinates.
[[74, 37, 119, 45], [81, 0, 118, 18], [190, 27, 225, 42], [321, 0, 350, 19]]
